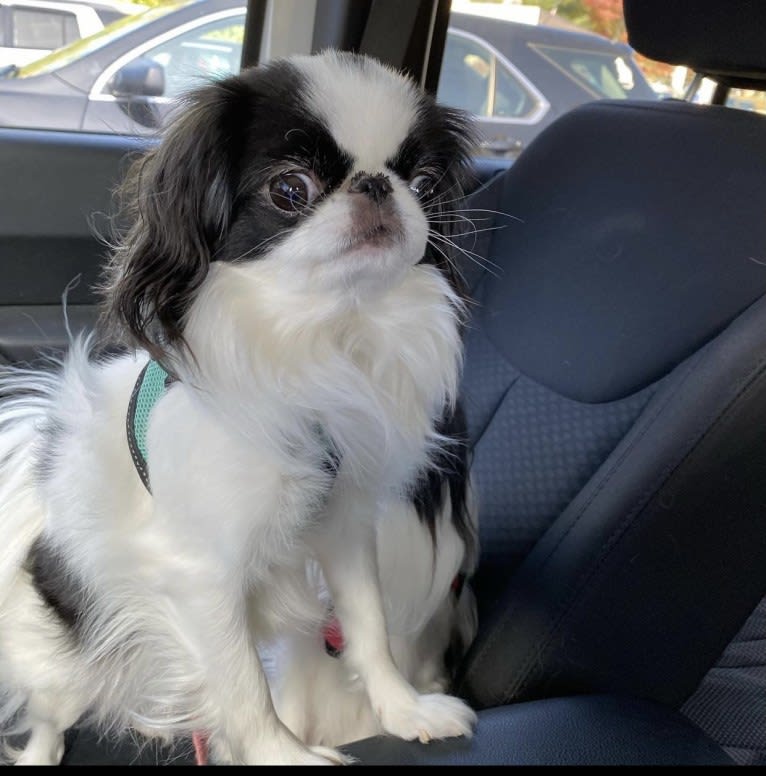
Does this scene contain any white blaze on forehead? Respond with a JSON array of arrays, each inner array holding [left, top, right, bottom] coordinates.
[[292, 51, 421, 173]]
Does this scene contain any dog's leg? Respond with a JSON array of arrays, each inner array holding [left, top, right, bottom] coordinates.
[[15, 723, 64, 766], [13, 693, 82, 766], [309, 486, 476, 744], [165, 588, 350, 766]]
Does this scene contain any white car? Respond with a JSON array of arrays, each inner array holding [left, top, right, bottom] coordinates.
[[0, 0, 143, 66]]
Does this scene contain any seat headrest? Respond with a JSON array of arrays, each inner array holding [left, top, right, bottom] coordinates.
[[624, 0, 766, 87]]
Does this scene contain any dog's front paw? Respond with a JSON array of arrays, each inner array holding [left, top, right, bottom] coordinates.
[[376, 692, 477, 743], [14, 728, 65, 765]]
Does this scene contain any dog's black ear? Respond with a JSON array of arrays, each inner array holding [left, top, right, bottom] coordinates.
[[101, 76, 250, 360], [419, 104, 478, 299]]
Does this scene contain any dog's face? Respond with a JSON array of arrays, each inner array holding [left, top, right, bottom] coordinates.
[[105, 51, 475, 358]]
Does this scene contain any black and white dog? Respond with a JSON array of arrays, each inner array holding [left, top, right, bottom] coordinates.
[[0, 51, 478, 765]]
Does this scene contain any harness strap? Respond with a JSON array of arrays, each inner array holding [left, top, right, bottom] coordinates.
[[126, 360, 176, 492]]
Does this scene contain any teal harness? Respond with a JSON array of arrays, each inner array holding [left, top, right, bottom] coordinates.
[[126, 360, 340, 493], [126, 360, 176, 492]]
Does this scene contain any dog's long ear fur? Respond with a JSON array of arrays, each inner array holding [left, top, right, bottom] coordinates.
[[418, 103, 478, 299], [100, 77, 250, 362]]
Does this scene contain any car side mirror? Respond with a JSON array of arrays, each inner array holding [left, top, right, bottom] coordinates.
[[109, 57, 165, 98]]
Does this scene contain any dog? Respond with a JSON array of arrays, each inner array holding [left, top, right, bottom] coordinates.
[[0, 51, 479, 765]]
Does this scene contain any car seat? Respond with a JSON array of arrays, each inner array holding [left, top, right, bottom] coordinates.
[[343, 0, 766, 764]]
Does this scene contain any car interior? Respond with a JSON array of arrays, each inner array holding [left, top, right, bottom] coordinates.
[[0, 0, 764, 765]]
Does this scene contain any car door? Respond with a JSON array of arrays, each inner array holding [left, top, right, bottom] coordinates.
[[0, 128, 144, 364]]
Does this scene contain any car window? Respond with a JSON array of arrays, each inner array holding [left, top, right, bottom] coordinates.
[[95, 9, 127, 26], [11, 7, 79, 49], [529, 44, 635, 99], [115, 15, 245, 99], [493, 58, 536, 117], [438, 2, 659, 159], [437, 31, 491, 116], [437, 29, 539, 120]]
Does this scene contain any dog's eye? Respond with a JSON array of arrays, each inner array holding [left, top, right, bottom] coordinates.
[[269, 172, 319, 212], [408, 173, 436, 201]]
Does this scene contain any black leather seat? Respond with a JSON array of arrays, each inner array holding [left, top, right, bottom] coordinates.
[[343, 0, 766, 764]]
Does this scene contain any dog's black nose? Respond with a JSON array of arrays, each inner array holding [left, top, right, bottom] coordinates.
[[349, 171, 393, 204]]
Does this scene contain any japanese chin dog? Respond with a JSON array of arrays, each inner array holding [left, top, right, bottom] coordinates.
[[0, 50, 479, 765]]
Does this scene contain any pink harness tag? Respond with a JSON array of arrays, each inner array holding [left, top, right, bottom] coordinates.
[[322, 615, 345, 657], [192, 730, 209, 766]]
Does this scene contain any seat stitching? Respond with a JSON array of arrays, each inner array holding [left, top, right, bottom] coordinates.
[[460, 352, 702, 696], [506, 354, 766, 702], [466, 328, 522, 451], [461, 341, 766, 700]]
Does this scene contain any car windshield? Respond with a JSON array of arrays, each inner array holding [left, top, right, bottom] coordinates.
[[11, 2, 185, 78]]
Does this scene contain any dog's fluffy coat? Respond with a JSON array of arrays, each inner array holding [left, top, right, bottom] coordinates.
[[0, 52, 478, 764]]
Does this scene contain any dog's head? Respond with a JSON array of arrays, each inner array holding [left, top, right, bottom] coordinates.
[[103, 51, 475, 360]]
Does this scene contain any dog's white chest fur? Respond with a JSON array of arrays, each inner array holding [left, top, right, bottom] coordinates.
[[179, 260, 463, 494]]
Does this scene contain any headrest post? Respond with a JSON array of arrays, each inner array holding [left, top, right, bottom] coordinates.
[[711, 82, 729, 106], [683, 72, 703, 102]]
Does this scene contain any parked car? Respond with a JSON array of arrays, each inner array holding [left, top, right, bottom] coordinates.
[[0, 0, 143, 67], [0, 0, 654, 147], [439, 11, 657, 157], [0, 0, 245, 133]]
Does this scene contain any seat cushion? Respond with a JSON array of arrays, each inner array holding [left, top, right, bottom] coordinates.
[[454, 98, 766, 710], [341, 694, 734, 765]]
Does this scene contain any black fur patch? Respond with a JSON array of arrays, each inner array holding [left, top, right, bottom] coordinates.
[[410, 403, 475, 560], [27, 537, 88, 633], [387, 102, 474, 185], [387, 100, 477, 296], [444, 620, 467, 680], [218, 62, 354, 264], [103, 60, 353, 360]]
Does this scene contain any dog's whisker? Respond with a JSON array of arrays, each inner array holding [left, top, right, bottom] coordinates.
[[428, 230, 503, 277], [426, 238, 470, 291], [431, 223, 508, 238]]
